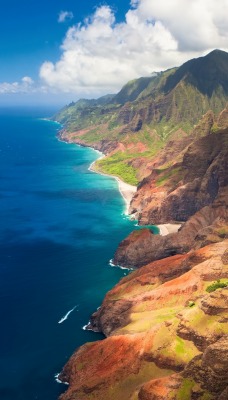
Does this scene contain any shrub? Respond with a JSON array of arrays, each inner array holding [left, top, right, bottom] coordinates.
[[206, 280, 228, 293]]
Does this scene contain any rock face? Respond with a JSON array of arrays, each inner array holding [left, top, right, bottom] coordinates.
[[59, 241, 228, 400], [114, 197, 228, 268], [130, 129, 228, 225], [112, 128, 228, 268]]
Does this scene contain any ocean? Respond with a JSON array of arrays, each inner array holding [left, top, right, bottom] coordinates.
[[0, 107, 157, 400]]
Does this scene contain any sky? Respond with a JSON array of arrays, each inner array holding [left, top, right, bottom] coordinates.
[[0, 0, 228, 107]]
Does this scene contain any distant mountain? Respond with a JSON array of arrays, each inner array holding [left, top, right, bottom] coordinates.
[[163, 49, 228, 96], [53, 94, 116, 131], [54, 49, 228, 185], [111, 76, 157, 104]]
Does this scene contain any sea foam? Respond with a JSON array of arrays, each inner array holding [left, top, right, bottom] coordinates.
[[55, 373, 69, 385], [109, 259, 134, 271]]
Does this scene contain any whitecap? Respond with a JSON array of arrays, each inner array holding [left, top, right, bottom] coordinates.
[[109, 259, 134, 271], [82, 321, 93, 331], [58, 305, 78, 324], [55, 373, 69, 385]]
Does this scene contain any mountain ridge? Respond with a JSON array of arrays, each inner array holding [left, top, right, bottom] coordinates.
[[54, 49, 228, 186]]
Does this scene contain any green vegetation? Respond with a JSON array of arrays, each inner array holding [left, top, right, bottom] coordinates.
[[175, 378, 195, 400], [96, 152, 139, 185], [206, 280, 228, 293], [113, 76, 156, 104], [158, 332, 200, 366], [156, 167, 183, 187], [181, 303, 228, 338], [216, 226, 228, 238], [53, 50, 228, 187], [175, 380, 213, 400]]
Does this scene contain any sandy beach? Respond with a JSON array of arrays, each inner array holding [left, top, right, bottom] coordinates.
[[89, 154, 181, 228], [115, 178, 137, 214], [88, 156, 137, 214], [157, 223, 182, 236]]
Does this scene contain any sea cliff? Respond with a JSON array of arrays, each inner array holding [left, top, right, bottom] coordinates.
[[59, 241, 228, 400], [55, 50, 228, 399]]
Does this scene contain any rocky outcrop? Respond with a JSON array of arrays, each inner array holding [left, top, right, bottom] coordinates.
[[191, 110, 215, 138], [182, 336, 228, 397], [130, 129, 228, 225], [114, 193, 228, 268], [112, 128, 228, 268], [217, 104, 228, 129]]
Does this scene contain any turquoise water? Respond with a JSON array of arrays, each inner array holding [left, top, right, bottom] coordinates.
[[0, 107, 156, 400]]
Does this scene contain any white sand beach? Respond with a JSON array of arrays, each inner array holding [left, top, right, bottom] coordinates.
[[88, 157, 137, 214], [115, 178, 137, 214], [157, 223, 182, 236]]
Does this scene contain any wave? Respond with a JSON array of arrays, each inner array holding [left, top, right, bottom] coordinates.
[[54, 373, 69, 385], [82, 321, 93, 331], [109, 259, 134, 271], [58, 305, 78, 324], [109, 258, 115, 267]]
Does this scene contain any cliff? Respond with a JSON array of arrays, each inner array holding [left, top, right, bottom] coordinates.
[[56, 50, 228, 400], [59, 241, 228, 400], [113, 129, 228, 267]]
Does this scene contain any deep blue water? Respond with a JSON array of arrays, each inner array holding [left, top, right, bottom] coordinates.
[[0, 107, 157, 400]]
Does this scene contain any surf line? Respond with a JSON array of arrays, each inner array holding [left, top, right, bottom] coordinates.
[[58, 305, 78, 324]]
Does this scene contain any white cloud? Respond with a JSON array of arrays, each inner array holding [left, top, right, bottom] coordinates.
[[58, 11, 74, 23], [22, 76, 34, 85], [0, 76, 45, 94], [38, 1, 228, 97], [134, 0, 228, 51]]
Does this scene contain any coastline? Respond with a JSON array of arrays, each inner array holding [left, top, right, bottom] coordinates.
[[58, 132, 179, 231], [58, 130, 137, 214], [88, 155, 137, 215]]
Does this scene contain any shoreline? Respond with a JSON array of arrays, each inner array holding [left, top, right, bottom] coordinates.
[[58, 132, 180, 232], [58, 131, 137, 214], [88, 155, 137, 215]]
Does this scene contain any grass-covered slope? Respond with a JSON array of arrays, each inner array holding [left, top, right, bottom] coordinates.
[[54, 50, 228, 184]]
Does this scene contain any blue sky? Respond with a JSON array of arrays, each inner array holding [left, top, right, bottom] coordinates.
[[0, 0, 228, 106], [0, 1, 130, 81]]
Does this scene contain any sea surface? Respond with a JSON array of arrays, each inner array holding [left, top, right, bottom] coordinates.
[[0, 107, 158, 400]]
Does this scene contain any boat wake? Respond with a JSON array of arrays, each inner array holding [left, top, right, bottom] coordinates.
[[58, 305, 78, 324]]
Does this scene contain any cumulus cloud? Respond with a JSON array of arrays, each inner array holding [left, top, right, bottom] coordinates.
[[39, 0, 228, 96], [58, 11, 74, 23], [134, 0, 228, 51]]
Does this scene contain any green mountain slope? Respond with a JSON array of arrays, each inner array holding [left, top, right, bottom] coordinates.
[[54, 50, 228, 185]]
